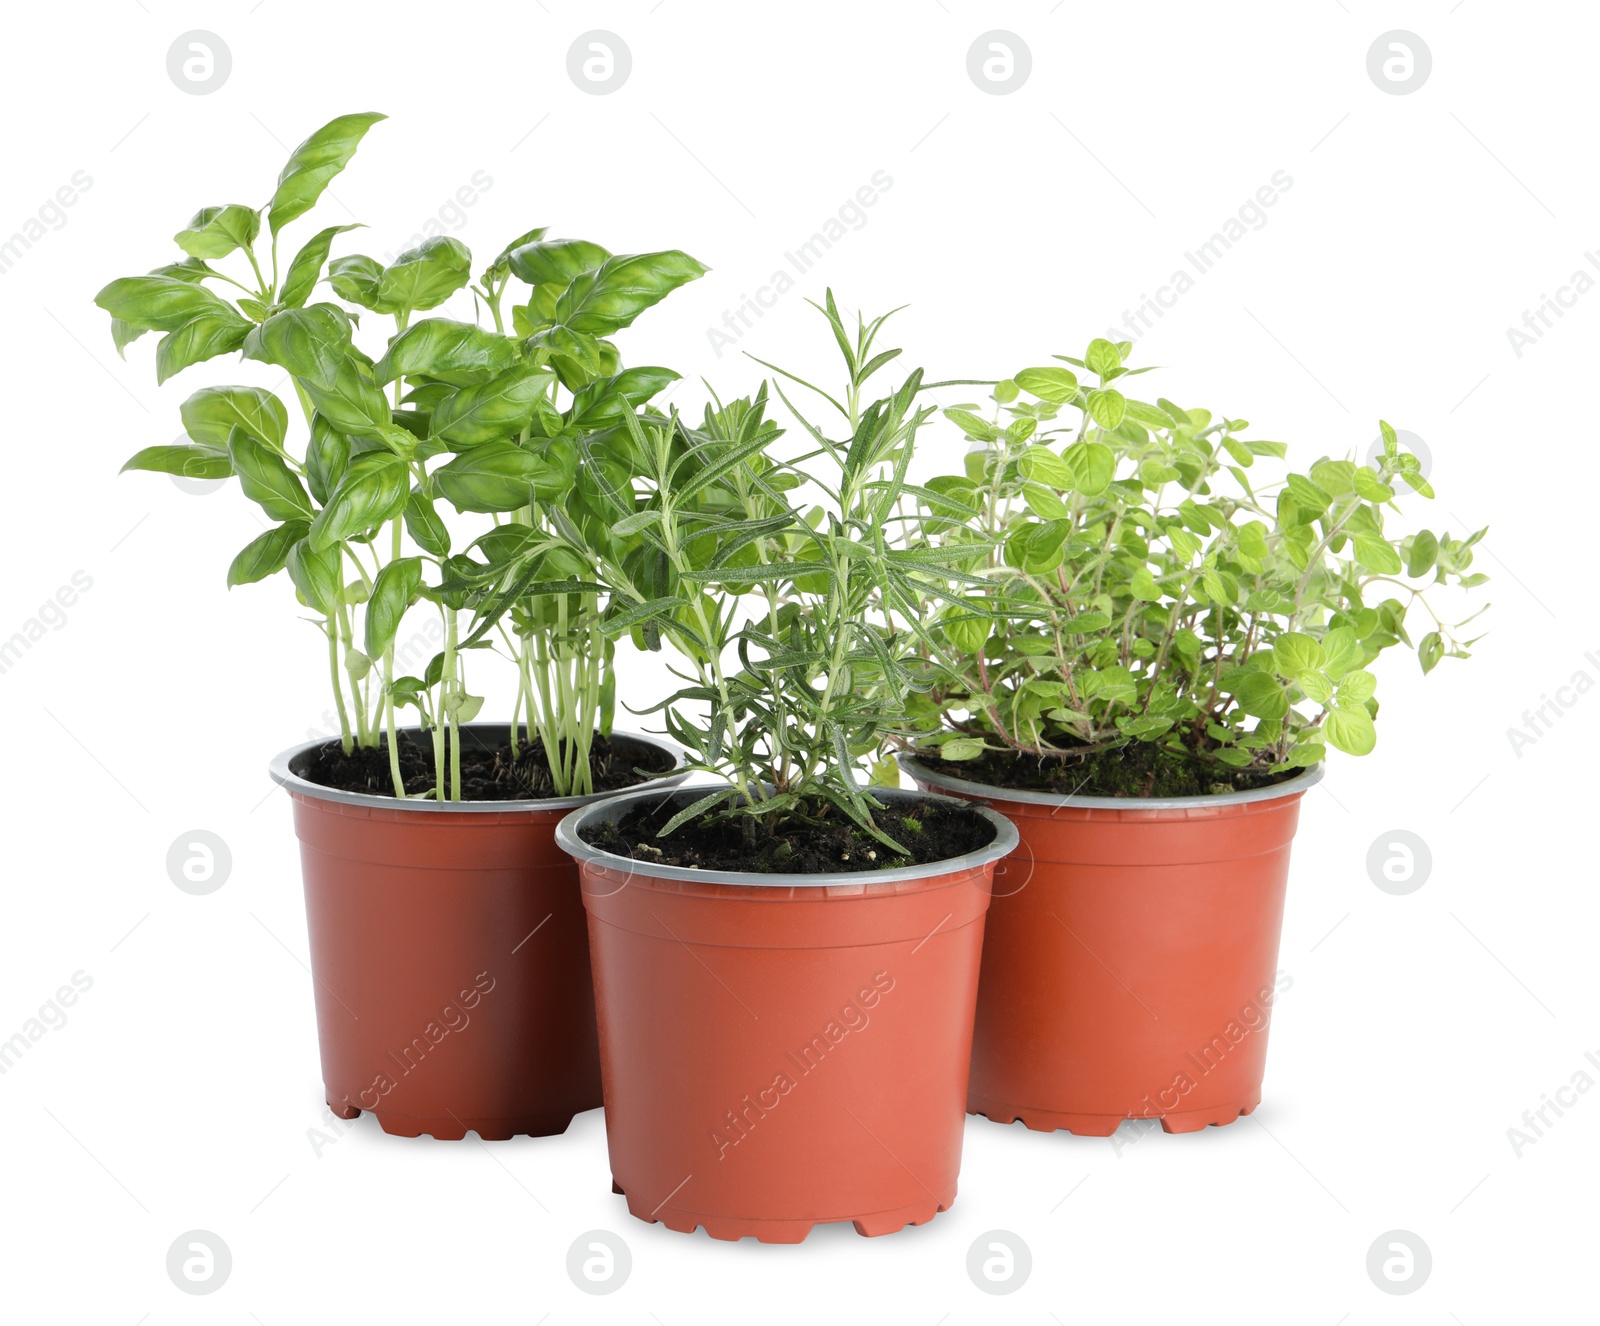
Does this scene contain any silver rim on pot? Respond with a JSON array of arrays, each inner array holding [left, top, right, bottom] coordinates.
[[268, 724, 687, 814], [897, 753, 1324, 811], [555, 783, 1019, 888]]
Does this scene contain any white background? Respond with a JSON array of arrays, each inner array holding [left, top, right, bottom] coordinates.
[[0, 1, 1593, 1321]]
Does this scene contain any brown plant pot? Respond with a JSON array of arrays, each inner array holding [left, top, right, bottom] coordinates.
[[902, 756, 1322, 1136], [554, 786, 1018, 1242], [268, 726, 684, 1141]]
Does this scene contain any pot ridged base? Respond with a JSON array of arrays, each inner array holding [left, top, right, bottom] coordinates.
[[969, 1094, 1260, 1136], [329, 1096, 582, 1141], [613, 1182, 953, 1243]]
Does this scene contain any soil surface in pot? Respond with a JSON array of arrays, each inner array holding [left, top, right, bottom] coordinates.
[[582, 794, 994, 874], [303, 732, 674, 801], [919, 741, 1299, 798]]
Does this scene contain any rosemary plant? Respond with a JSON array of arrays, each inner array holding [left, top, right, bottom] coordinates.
[[578, 294, 964, 851]]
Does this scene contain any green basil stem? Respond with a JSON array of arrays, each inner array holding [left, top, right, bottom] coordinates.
[[340, 610, 367, 746], [429, 644, 447, 804], [326, 612, 353, 754], [444, 608, 461, 801], [384, 516, 405, 798]]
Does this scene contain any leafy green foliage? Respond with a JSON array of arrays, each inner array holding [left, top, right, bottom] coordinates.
[[904, 341, 1489, 775], [577, 295, 935, 850], [99, 107, 1482, 822], [96, 111, 706, 800]]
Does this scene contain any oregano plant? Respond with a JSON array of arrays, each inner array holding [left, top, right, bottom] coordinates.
[[903, 337, 1488, 785], [96, 111, 704, 800]]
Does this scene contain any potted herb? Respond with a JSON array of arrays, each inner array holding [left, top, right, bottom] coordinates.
[[552, 297, 1017, 1241], [899, 339, 1487, 1135], [95, 112, 696, 1139]]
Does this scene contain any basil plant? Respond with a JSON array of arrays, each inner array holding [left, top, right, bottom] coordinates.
[[96, 112, 704, 800], [904, 338, 1488, 777]]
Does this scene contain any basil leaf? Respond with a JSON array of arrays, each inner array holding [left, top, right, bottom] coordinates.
[[269, 112, 386, 234], [228, 520, 310, 587]]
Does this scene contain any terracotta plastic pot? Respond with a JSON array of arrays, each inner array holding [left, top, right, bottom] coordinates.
[[555, 786, 1018, 1242], [268, 726, 684, 1141], [902, 756, 1322, 1136]]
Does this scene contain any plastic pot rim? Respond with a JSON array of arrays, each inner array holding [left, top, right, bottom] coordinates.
[[897, 752, 1324, 811], [268, 723, 687, 814], [554, 783, 1019, 888]]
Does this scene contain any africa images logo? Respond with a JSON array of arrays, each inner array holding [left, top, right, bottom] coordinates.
[[709, 970, 895, 1159]]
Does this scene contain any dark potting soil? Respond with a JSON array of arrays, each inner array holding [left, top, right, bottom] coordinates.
[[302, 732, 674, 801], [582, 794, 995, 874], [919, 740, 1299, 799]]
